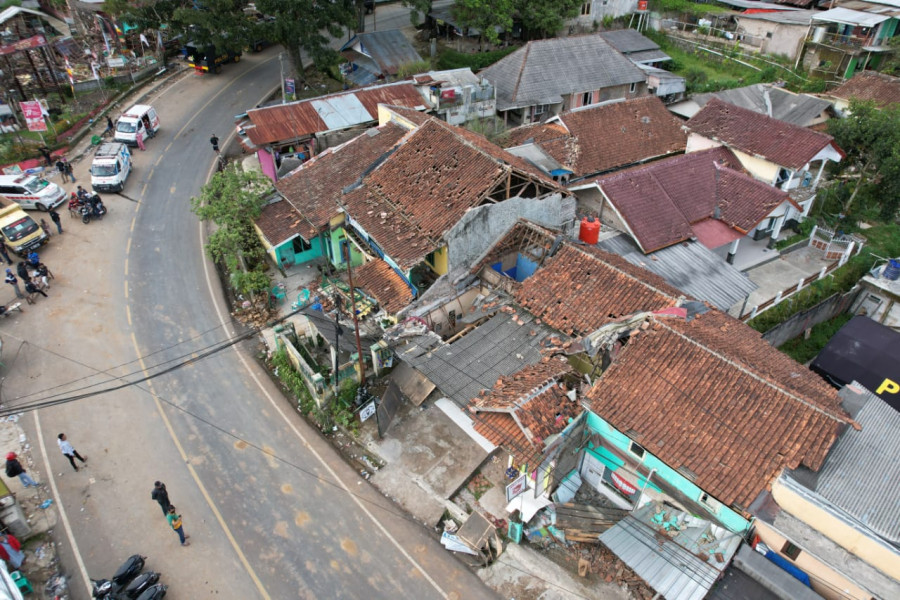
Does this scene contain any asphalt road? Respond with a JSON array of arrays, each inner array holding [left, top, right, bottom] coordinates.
[[0, 20, 497, 600]]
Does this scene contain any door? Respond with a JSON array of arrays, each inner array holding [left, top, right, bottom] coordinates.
[[580, 452, 606, 493], [12, 187, 33, 209], [149, 108, 159, 131]]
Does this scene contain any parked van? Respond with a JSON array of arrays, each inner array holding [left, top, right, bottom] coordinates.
[[0, 174, 66, 211], [0, 202, 48, 256], [91, 143, 132, 192], [114, 104, 160, 146]]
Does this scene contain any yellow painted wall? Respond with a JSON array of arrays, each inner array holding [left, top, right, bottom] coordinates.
[[731, 148, 781, 185], [429, 246, 448, 275], [378, 105, 421, 130], [771, 478, 900, 579], [753, 520, 873, 600], [253, 223, 278, 262]]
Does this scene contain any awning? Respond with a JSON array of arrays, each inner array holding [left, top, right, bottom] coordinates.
[[812, 7, 890, 27], [691, 218, 743, 250]]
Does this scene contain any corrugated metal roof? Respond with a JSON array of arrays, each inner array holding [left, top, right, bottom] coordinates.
[[814, 384, 900, 544], [241, 82, 425, 146], [812, 7, 890, 27], [735, 9, 817, 25], [311, 95, 371, 131], [342, 29, 423, 76], [600, 515, 722, 600], [596, 233, 757, 311], [694, 84, 832, 127]]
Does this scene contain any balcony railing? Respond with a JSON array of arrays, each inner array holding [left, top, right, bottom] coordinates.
[[808, 31, 890, 51]]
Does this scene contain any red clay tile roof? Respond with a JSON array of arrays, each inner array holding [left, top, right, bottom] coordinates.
[[504, 97, 686, 177], [686, 97, 842, 170], [597, 147, 795, 252], [242, 82, 425, 146], [829, 71, 900, 108], [352, 259, 414, 314], [255, 198, 305, 246], [472, 357, 580, 466], [513, 243, 683, 336], [350, 118, 563, 270], [275, 122, 408, 239], [587, 312, 849, 508]]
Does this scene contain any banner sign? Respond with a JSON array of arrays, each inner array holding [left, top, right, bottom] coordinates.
[[284, 78, 295, 95], [0, 35, 46, 56], [20, 100, 47, 132]]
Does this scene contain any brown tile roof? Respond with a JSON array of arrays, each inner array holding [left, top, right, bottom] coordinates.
[[255, 198, 305, 246], [829, 71, 900, 108], [587, 311, 850, 508], [686, 97, 842, 170], [275, 122, 408, 239], [242, 82, 425, 146], [504, 97, 686, 177], [350, 118, 563, 270], [471, 357, 580, 466], [513, 243, 683, 336], [596, 147, 795, 253], [352, 259, 414, 314]]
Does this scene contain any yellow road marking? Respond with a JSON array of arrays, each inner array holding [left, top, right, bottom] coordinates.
[[170, 186, 176, 195], [123, 280, 128, 299], [130, 217, 136, 233], [128, 333, 271, 600], [126, 304, 132, 326], [141, 182, 148, 197], [126, 236, 132, 253], [124, 258, 128, 276]]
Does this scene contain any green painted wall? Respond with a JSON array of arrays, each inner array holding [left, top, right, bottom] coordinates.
[[323, 228, 363, 268], [276, 236, 323, 267], [584, 411, 751, 534]]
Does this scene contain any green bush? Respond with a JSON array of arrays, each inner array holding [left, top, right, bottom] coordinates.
[[272, 349, 315, 414], [779, 313, 852, 364], [436, 47, 517, 71]]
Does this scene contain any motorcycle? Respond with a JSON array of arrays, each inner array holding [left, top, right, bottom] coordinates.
[[91, 554, 158, 599], [81, 193, 108, 224], [135, 584, 167, 600]]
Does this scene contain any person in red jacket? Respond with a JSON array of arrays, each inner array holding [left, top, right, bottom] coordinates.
[[0, 533, 24, 569]]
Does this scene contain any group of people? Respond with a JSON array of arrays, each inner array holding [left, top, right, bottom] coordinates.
[[4, 252, 53, 304], [151, 481, 190, 546]]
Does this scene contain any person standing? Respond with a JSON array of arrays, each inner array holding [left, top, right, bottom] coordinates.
[[209, 133, 219, 153], [38, 145, 52, 166], [5, 452, 39, 488], [49, 207, 63, 234], [166, 506, 190, 546], [106, 116, 114, 135], [56, 159, 68, 183], [57, 434, 86, 472], [65, 160, 75, 183], [15, 261, 28, 282], [136, 128, 146, 151], [151, 481, 171, 516], [4, 270, 22, 299], [0, 534, 24, 570], [0, 244, 11, 266]]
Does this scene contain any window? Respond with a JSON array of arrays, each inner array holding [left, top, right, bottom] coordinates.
[[292, 236, 312, 254], [629, 82, 637, 94], [581, 2, 591, 16], [699, 492, 720, 510], [766, 32, 773, 39], [533, 104, 548, 116], [628, 441, 645, 458], [582, 91, 593, 106], [781, 541, 802, 560]]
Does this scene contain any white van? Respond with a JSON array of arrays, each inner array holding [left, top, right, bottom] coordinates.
[[114, 104, 160, 146], [91, 143, 132, 192], [0, 174, 66, 211]]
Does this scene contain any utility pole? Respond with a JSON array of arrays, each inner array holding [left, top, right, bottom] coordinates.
[[342, 244, 366, 385], [279, 52, 285, 103]]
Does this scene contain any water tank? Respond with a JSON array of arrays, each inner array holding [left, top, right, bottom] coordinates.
[[883, 259, 900, 281], [579, 216, 601, 245], [812, 26, 827, 43]]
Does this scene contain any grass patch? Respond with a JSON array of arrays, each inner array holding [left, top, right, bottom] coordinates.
[[778, 313, 852, 364], [436, 47, 517, 71]]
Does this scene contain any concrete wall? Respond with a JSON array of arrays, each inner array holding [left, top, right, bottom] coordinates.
[[771, 477, 900, 583], [564, 82, 647, 112], [761, 288, 860, 347], [735, 19, 807, 61], [752, 519, 874, 600], [445, 193, 576, 274], [570, 0, 639, 25]]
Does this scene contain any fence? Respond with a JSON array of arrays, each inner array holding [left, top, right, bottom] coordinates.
[[760, 288, 861, 347]]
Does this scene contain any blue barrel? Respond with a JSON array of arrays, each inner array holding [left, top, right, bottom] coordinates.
[[883, 259, 900, 281]]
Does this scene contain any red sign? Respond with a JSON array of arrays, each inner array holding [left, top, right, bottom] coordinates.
[[638, 0, 649, 10], [0, 35, 46, 56], [20, 101, 46, 132], [611, 471, 638, 495]]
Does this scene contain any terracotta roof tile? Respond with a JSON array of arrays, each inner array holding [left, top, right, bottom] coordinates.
[[597, 147, 794, 252], [242, 82, 424, 146], [686, 97, 842, 170], [472, 357, 572, 412], [274, 122, 407, 239], [473, 412, 539, 466], [255, 198, 305, 247], [352, 259, 413, 314], [587, 313, 849, 507], [513, 244, 683, 336], [505, 97, 685, 177], [829, 71, 900, 108]]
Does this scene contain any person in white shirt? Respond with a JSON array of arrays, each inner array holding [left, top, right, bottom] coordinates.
[[57, 433, 87, 472]]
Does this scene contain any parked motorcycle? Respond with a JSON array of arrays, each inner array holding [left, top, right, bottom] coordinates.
[[91, 554, 156, 599], [135, 584, 167, 600], [81, 193, 108, 224]]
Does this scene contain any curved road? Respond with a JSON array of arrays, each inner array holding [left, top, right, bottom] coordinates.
[[1, 24, 496, 600]]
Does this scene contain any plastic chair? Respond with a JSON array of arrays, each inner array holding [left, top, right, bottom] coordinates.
[[11, 571, 33, 595], [90, 134, 102, 146], [291, 288, 310, 310]]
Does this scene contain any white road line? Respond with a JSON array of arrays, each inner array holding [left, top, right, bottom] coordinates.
[[34, 412, 92, 596], [195, 123, 450, 600]]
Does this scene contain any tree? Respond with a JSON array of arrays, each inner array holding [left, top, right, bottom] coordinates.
[[105, 0, 180, 30], [256, 0, 356, 72], [515, 0, 581, 39], [171, 0, 252, 54], [400, 0, 432, 26], [191, 165, 273, 297], [826, 99, 900, 219], [452, 0, 513, 47]]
